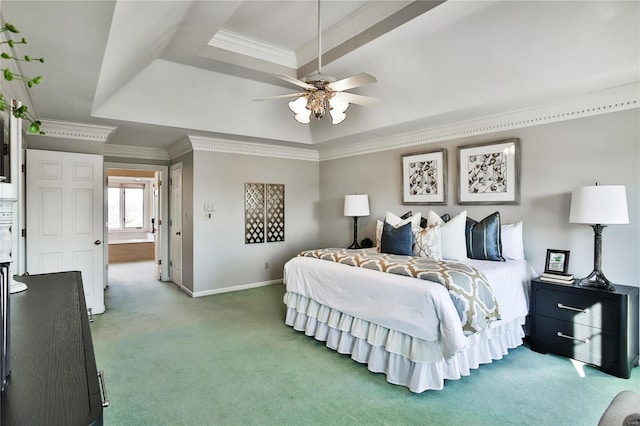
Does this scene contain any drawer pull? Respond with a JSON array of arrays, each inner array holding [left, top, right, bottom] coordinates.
[[98, 370, 110, 408], [557, 303, 589, 314], [557, 331, 589, 344]]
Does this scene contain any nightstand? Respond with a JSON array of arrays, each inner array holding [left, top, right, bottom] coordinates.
[[530, 278, 639, 379]]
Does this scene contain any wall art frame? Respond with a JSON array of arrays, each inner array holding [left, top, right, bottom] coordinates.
[[401, 148, 447, 205], [457, 138, 520, 205]]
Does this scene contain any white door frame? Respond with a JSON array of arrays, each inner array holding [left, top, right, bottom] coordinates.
[[169, 163, 183, 289], [104, 162, 169, 281]]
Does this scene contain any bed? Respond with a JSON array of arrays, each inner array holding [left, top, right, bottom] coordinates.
[[282, 211, 535, 393]]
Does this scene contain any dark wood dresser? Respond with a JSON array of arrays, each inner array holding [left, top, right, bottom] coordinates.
[[530, 278, 639, 379], [1, 271, 107, 425]]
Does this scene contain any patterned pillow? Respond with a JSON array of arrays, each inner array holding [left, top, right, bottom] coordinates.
[[465, 212, 505, 261], [380, 220, 414, 256], [413, 224, 442, 260]]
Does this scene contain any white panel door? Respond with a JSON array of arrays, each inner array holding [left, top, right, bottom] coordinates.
[[169, 163, 182, 287], [26, 149, 105, 314]]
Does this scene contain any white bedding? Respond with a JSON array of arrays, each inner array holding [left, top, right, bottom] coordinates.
[[283, 255, 535, 392]]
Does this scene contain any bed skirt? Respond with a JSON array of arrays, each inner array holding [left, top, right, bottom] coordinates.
[[283, 291, 525, 393]]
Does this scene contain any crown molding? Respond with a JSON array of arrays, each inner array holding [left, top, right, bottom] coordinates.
[[208, 29, 298, 69], [186, 136, 319, 162], [35, 119, 116, 143], [318, 83, 640, 161], [103, 144, 170, 161], [166, 137, 193, 160]]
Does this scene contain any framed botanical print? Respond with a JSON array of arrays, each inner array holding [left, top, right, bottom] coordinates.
[[544, 249, 570, 275], [401, 149, 447, 205], [457, 138, 520, 205]]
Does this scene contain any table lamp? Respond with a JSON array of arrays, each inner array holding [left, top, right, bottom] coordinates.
[[569, 184, 629, 290], [344, 194, 370, 249]]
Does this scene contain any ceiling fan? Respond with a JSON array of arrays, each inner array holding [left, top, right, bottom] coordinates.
[[254, 0, 379, 124]]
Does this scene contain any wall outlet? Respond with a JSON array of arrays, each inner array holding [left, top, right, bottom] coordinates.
[[204, 212, 213, 220]]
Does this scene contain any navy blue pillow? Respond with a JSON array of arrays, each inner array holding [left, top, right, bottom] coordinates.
[[380, 220, 413, 256], [421, 213, 450, 228], [465, 212, 504, 261]]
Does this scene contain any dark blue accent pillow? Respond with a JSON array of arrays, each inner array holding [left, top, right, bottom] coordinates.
[[381, 220, 413, 256], [465, 212, 505, 261], [420, 213, 449, 228]]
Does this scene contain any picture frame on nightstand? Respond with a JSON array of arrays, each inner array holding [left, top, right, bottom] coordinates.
[[544, 249, 570, 275]]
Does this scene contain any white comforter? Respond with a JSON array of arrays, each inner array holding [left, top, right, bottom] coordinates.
[[283, 256, 533, 359]]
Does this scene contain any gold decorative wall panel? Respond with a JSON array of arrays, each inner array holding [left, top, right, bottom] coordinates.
[[244, 182, 285, 244], [266, 183, 285, 242], [244, 183, 265, 244]]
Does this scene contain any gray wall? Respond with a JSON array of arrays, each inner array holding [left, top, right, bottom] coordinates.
[[319, 109, 639, 287], [190, 151, 319, 294]]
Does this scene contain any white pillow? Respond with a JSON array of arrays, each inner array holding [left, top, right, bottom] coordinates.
[[385, 211, 421, 230], [501, 221, 525, 260], [413, 224, 442, 260], [427, 210, 468, 261]]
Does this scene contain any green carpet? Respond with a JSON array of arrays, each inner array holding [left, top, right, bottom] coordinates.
[[91, 261, 639, 425]]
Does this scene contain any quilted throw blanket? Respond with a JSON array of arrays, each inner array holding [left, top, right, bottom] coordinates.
[[298, 248, 500, 335]]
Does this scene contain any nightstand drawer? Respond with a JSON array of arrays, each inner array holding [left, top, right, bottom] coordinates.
[[534, 315, 618, 366], [534, 287, 618, 332]]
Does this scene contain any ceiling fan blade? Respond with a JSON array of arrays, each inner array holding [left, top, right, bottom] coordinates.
[[326, 72, 377, 92], [253, 92, 307, 102], [339, 92, 380, 107], [274, 73, 316, 90]]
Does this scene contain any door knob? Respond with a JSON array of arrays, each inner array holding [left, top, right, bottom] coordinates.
[[94, 240, 102, 245]]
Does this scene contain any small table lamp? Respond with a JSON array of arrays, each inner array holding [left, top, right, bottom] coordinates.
[[344, 194, 370, 249], [569, 184, 629, 290]]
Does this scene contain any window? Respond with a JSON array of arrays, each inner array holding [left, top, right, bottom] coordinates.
[[108, 182, 148, 230]]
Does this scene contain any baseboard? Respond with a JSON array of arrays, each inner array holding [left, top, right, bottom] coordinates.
[[191, 279, 282, 298]]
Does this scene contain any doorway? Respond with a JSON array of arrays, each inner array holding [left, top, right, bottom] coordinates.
[[104, 162, 169, 286]]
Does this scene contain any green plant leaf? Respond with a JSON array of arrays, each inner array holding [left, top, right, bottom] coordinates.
[[28, 122, 40, 133], [7, 40, 13, 48], [3, 69, 13, 81], [5, 23, 19, 33], [0, 52, 11, 59], [24, 55, 31, 62], [32, 76, 42, 84]]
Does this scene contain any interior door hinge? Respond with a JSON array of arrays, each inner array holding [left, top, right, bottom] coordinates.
[[21, 228, 26, 237], [21, 164, 26, 173], [158, 219, 162, 226], [158, 259, 162, 265]]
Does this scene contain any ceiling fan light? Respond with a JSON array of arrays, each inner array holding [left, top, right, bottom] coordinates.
[[330, 110, 347, 125], [329, 94, 349, 113], [294, 112, 311, 124], [288, 96, 308, 114]]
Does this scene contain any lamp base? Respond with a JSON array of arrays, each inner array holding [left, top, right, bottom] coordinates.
[[347, 241, 362, 249], [577, 269, 615, 291]]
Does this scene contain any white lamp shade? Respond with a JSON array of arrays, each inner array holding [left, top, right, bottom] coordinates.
[[569, 185, 629, 224], [344, 194, 370, 217]]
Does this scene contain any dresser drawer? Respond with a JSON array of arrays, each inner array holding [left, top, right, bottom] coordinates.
[[534, 287, 618, 332], [534, 315, 619, 366]]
